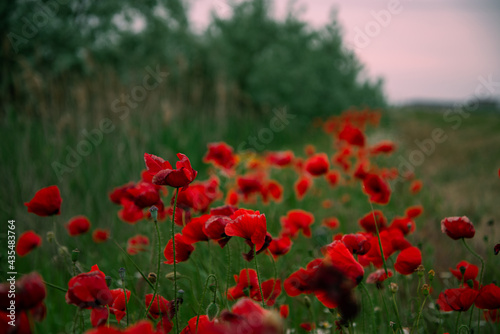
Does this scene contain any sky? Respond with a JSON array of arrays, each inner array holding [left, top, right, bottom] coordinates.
[[189, 0, 500, 104]]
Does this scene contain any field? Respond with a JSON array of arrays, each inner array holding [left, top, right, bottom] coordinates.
[[1, 105, 500, 334]]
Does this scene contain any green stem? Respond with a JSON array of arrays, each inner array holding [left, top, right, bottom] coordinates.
[[253, 247, 265, 307], [225, 244, 231, 309], [42, 281, 67, 293], [172, 188, 180, 334], [113, 240, 155, 290], [369, 201, 389, 277], [412, 295, 428, 334], [455, 311, 462, 334], [461, 238, 484, 334], [122, 277, 129, 326], [359, 283, 376, 331], [196, 274, 218, 334], [145, 220, 162, 319], [266, 254, 278, 304], [391, 293, 403, 332]]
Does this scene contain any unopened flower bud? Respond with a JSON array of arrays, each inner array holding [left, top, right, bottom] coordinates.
[[58, 246, 68, 256], [148, 272, 157, 285], [71, 249, 80, 263], [466, 279, 474, 288], [46, 231, 55, 243], [421, 284, 430, 296], [206, 302, 219, 321], [389, 283, 399, 293], [119, 268, 126, 281], [105, 276, 113, 287], [149, 206, 158, 221], [459, 266, 466, 275], [428, 270, 435, 282], [417, 265, 425, 277]]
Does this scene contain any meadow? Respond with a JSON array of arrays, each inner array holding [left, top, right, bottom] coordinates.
[[1, 103, 499, 333]]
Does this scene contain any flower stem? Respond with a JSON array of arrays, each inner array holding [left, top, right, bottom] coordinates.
[[266, 254, 278, 304], [461, 238, 484, 334], [253, 246, 265, 307], [359, 283, 376, 331], [412, 295, 428, 333], [391, 293, 403, 332], [113, 240, 155, 290], [455, 311, 462, 334], [196, 274, 217, 334], [225, 244, 231, 309], [145, 220, 162, 319], [369, 201, 389, 277], [172, 188, 180, 334]]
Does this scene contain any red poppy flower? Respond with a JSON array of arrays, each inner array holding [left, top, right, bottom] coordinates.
[[16, 230, 42, 256], [24, 185, 62, 216], [405, 205, 423, 219], [409, 180, 423, 194], [280, 305, 289, 318], [281, 209, 315, 238], [475, 284, 500, 310], [203, 142, 237, 170], [353, 159, 370, 179], [226, 188, 239, 206], [325, 170, 340, 187], [181, 315, 221, 334], [236, 174, 265, 201], [90, 306, 108, 327], [0, 272, 46, 311], [394, 246, 422, 275], [227, 269, 259, 301], [341, 234, 371, 255], [220, 298, 281, 334], [66, 216, 91, 236], [126, 182, 160, 208], [366, 269, 393, 284], [144, 294, 173, 319], [450, 261, 479, 282], [266, 150, 294, 167], [389, 216, 416, 235], [181, 215, 210, 244], [109, 182, 135, 204], [226, 209, 267, 251], [495, 243, 500, 255], [210, 205, 238, 216], [304, 144, 316, 156], [126, 235, 150, 255], [358, 230, 395, 268], [264, 180, 283, 203], [176, 176, 220, 213], [323, 241, 364, 284], [359, 210, 387, 233], [338, 123, 365, 147], [369, 140, 396, 155], [92, 229, 110, 243], [203, 215, 233, 248], [144, 153, 198, 189], [437, 287, 478, 312], [109, 289, 131, 323], [65, 266, 112, 309], [483, 309, 500, 323], [268, 235, 292, 259], [305, 153, 330, 176], [323, 217, 340, 229], [441, 216, 475, 240], [118, 198, 145, 224], [294, 174, 312, 200], [300, 323, 314, 331], [333, 146, 353, 171], [163, 233, 195, 264], [362, 173, 391, 205]]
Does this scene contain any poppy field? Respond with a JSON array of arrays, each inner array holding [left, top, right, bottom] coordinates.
[[2, 107, 500, 334]]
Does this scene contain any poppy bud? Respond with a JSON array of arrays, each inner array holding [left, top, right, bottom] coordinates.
[[417, 265, 425, 277], [71, 249, 80, 263], [422, 284, 430, 296], [149, 205, 158, 221], [105, 275, 112, 287], [119, 268, 126, 281], [58, 246, 68, 256], [206, 302, 219, 321], [46, 231, 55, 243], [390, 283, 399, 293], [428, 270, 435, 282], [466, 279, 474, 288], [304, 296, 312, 308], [148, 272, 157, 285], [177, 289, 185, 300], [459, 266, 466, 275]]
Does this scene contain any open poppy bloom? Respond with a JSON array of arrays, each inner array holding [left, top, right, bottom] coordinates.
[[16, 230, 42, 256], [450, 261, 479, 282], [394, 246, 422, 275], [92, 229, 110, 243], [145, 294, 173, 320], [181, 315, 221, 334], [323, 217, 340, 229], [294, 174, 312, 200], [203, 142, 237, 171], [305, 153, 330, 176], [405, 205, 423, 219], [225, 209, 267, 255], [341, 234, 371, 256], [474, 283, 500, 310], [323, 241, 364, 284], [409, 180, 423, 194], [366, 269, 393, 285], [437, 287, 478, 312], [268, 235, 292, 259], [126, 182, 161, 208], [65, 265, 113, 309], [176, 176, 220, 213], [144, 153, 198, 189], [441, 216, 475, 240], [181, 215, 210, 244], [219, 298, 283, 333], [163, 233, 195, 264], [325, 170, 340, 187], [266, 150, 294, 167], [281, 209, 315, 238], [389, 216, 416, 235], [362, 173, 391, 205], [24, 185, 62, 216], [126, 234, 150, 255], [369, 140, 396, 155], [203, 215, 233, 248], [338, 123, 366, 147], [359, 210, 387, 233], [66, 216, 91, 236]]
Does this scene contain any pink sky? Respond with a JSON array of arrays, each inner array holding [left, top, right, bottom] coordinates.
[[189, 0, 500, 104]]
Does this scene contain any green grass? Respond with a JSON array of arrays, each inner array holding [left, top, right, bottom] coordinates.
[[1, 107, 499, 333]]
